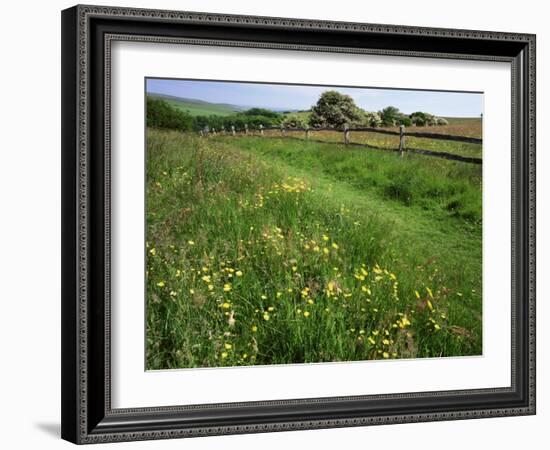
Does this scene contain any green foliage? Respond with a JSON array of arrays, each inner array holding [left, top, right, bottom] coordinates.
[[243, 108, 282, 119], [146, 97, 195, 131], [282, 113, 308, 128], [309, 90, 363, 128], [194, 111, 282, 131], [410, 111, 440, 126], [359, 111, 382, 127], [379, 106, 411, 127]]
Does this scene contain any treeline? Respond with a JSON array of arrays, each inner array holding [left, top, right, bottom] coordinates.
[[146, 97, 283, 131], [147, 93, 451, 133]]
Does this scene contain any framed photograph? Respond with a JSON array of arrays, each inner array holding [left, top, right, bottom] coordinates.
[[61, 4, 536, 444]]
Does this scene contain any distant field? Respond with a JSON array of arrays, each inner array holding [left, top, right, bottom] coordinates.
[[146, 129, 482, 370], [382, 117, 482, 139], [150, 96, 241, 116]]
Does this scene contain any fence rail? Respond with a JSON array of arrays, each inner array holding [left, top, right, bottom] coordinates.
[[199, 124, 482, 165]]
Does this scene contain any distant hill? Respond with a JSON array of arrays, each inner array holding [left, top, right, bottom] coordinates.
[[148, 93, 246, 116]]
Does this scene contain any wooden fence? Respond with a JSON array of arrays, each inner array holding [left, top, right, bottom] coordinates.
[[199, 124, 483, 165]]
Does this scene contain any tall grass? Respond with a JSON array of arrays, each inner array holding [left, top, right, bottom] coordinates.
[[146, 129, 482, 369]]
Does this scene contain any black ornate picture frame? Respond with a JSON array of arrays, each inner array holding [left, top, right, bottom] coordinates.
[[61, 4, 536, 444]]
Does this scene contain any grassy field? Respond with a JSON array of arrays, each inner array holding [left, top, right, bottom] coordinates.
[[146, 129, 482, 370], [266, 129, 482, 159], [156, 97, 241, 116]]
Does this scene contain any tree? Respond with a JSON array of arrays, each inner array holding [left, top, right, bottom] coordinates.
[[282, 114, 307, 128], [146, 97, 195, 131], [308, 91, 362, 128], [379, 106, 403, 127]]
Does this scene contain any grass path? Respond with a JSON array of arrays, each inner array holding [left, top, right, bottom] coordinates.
[[214, 136, 482, 340]]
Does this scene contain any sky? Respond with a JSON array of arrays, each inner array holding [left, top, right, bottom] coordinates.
[[146, 78, 483, 117]]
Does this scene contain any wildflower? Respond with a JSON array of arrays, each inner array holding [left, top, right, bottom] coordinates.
[[307, 299, 314, 305], [236, 270, 243, 277], [261, 294, 267, 300], [383, 339, 390, 345], [208, 284, 214, 291], [188, 240, 195, 245], [368, 337, 376, 345], [149, 248, 156, 256], [224, 343, 232, 350], [426, 287, 434, 298], [189, 289, 195, 294], [322, 235, 329, 241], [415, 290, 420, 299], [251, 325, 258, 332], [303, 311, 310, 318], [221, 302, 231, 309], [276, 292, 282, 298], [156, 281, 165, 287], [263, 312, 270, 321], [223, 284, 232, 292], [221, 352, 228, 359], [323, 248, 330, 255], [175, 269, 181, 277], [383, 352, 390, 359], [427, 300, 434, 311], [361, 267, 368, 276], [242, 353, 248, 359], [201, 275, 211, 283], [169, 291, 177, 297], [268, 306, 275, 312], [434, 324, 441, 331], [332, 243, 339, 250]]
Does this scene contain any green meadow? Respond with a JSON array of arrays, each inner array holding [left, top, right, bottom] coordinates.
[[146, 129, 482, 370]]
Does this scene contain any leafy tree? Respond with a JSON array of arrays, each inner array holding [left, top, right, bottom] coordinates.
[[243, 108, 282, 119], [309, 91, 362, 128], [379, 106, 402, 127], [146, 97, 195, 131], [282, 114, 307, 128], [358, 111, 382, 127], [410, 111, 437, 126]]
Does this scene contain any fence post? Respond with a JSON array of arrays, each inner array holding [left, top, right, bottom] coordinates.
[[259, 124, 264, 136], [281, 124, 285, 136], [199, 130, 203, 137], [399, 125, 405, 157], [244, 124, 248, 135], [212, 128, 216, 136], [231, 125, 236, 136], [305, 126, 310, 140], [344, 124, 350, 145]]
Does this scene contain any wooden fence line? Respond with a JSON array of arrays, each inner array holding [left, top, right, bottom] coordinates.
[[226, 125, 482, 144], [199, 124, 482, 165]]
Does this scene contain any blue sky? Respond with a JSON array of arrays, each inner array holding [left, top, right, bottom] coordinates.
[[146, 78, 483, 117]]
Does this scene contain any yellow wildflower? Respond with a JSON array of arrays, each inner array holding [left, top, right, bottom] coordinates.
[[156, 281, 165, 287], [223, 284, 232, 292], [303, 311, 310, 318]]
